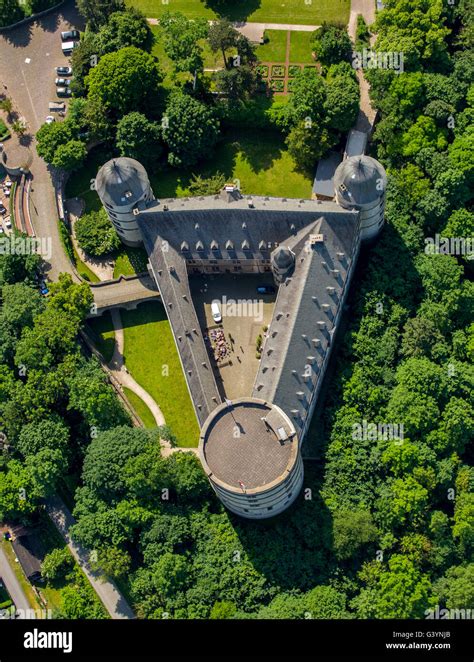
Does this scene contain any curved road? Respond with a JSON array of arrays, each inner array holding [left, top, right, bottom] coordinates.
[[0, 546, 32, 616]]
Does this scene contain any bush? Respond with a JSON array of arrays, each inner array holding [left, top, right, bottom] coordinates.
[[288, 65, 302, 78], [256, 64, 269, 77], [41, 547, 74, 581], [75, 209, 121, 258], [271, 79, 284, 92], [271, 65, 285, 77]]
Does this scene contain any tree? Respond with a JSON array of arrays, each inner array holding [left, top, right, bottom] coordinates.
[[0, 282, 43, 364], [116, 112, 162, 167], [0, 0, 24, 29], [210, 601, 236, 619], [284, 68, 327, 128], [378, 476, 430, 530], [52, 140, 87, 171], [76, 0, 125, 30], [208, 18, 238, 69], [213, 65, 258, 100], [92, 546, 131, 579], [36, 122, 73, 164], [353, 555, 436, 618], [152, 552, 191, 602], [435, 565, 474, 610], [79, 426, 149, 501], [332, 509, 379, 561], [187, 172, 226, 196], [324, 72, 360, 132], [162, 93, 219, 168], [41, 548, 74, 581], [160, 11, 208, 75], [86, 46, 162, 119], [67, 359, 130, 432], [402, 115, 448, 158], [70, 32, 100, 98], [47, 273, 93, 323], [286, 121, 334, 171], [95, 7, 153, 55], [17, 419, 69, 458], [310, 23, 352, 67], [0, 97, 13, 120], [75, 208, 121, 257]]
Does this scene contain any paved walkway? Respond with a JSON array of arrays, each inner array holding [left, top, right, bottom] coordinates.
[[147, 18, 319, 42], [45, 495, 135, 619], [0, 546, 32, 615], [348, 0, 377, 133]]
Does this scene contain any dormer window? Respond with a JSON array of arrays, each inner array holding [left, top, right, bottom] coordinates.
[[225, 240, 234, 250], [258, 240, 267, 250], [180, 241, 189, 252], [210, 240, 219, 251], [196, 241, 204, 251], [242, 240, 250, 250]]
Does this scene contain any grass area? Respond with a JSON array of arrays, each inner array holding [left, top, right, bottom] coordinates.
[[72, 243, 101, 283], [113, 246, 149, 278], [123, 387, 157, 428], [289, 30, 315, 63], [0, 119, 10, 141], [130, 0, 350, 24], [65, 147, 111, 214], [256, 29, 288, 62], [121, 301, 200, 447], [151, 128, 313, 199], [87, 310, 116, 363]]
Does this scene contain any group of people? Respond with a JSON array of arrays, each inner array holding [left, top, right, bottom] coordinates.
[[206, 328, 232, 363]]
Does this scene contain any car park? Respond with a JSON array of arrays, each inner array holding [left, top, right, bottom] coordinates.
[[56, 66, 72, 76], [60, 30, 80, 42], [55, 78, 71, 87], [57, 87, 72, 98]]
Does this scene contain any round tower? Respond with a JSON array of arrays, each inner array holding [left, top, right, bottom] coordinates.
[[199, 398, 304, 519], [333, 155, 387, 241], [95, 157, 153, 247]]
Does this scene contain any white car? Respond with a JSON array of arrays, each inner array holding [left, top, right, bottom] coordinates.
[[5, 219, 11, 229], [211, 301, 222, 323], [45, 115, 55, 124]]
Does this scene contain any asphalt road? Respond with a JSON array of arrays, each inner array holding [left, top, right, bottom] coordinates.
[[0, 546, 32, 616], [0, 0, 83, 281]]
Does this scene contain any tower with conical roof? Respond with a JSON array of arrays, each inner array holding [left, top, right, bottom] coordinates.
[[333, 155, 387, 241], [95, 157, 153, 247]]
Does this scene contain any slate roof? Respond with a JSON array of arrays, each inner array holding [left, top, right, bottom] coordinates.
[[312, 151, 342, 198], [334, 155, 387, 208], [12, 533, 44, 581], [95, 157, 150, 208], [137, 194, 360, 429], [344, 129, 368, 158], [252, 213, 360, 436]]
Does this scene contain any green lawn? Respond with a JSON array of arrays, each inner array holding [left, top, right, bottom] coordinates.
[[121, 302, 200, 447], [123, 387, 157, 428], [151, 25, 225, 78], [113, 246, 149, 278], [131, 0, 350, 24], [87, 311, 116, 363], [256, 29, 288, 62], [65, 147, 112, 213], [72, 244, 100, 283], [289, 30, 315, 63], [151, 128, 313, 199]]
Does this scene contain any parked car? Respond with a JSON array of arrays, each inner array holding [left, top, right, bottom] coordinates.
[[40, 286, 49, 296], [56, 66, 72, 76], [60, 30, 80, 42], [256, 285, 276, 294], [49, 101, 66, 112], [0, 205, 6, 215], [211, 301, 222, 323], [56, 87, 72, 98], [45, 116, 55, 125], [5, 220, 11, 229], [61, 41, 78, 55], [55, 78, 71, 87]]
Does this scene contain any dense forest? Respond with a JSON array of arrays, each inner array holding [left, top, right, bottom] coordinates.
[[0, 0, 472, 619]]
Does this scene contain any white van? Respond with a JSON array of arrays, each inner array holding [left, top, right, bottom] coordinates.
[[61, 41, 77, 55], [211, 301, 222, 323]]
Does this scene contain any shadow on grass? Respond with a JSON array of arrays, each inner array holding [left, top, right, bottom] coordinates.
[[203, 0, 262, 21]]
